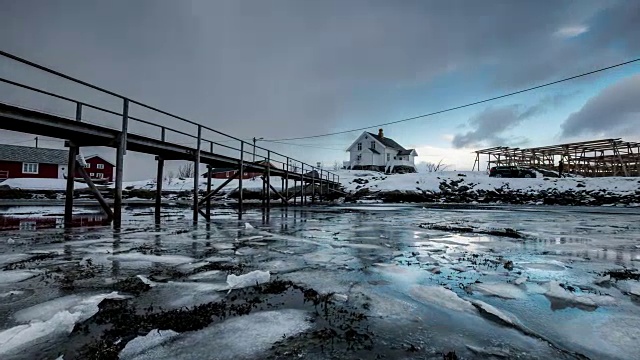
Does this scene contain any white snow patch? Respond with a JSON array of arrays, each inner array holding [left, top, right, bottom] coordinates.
[[226, 270, 270, 290], [121, 310, 310, 360], [1, 178, 89, 191], [409, 285, 476, 313]]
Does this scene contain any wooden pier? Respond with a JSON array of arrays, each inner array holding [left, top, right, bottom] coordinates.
[[0, 50, 342, 228]]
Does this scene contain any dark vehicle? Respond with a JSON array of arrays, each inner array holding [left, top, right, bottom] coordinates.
[[489, 166, 537, 178]]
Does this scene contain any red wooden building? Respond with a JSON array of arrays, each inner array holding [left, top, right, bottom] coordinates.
[[0, 144, 68, 179], [202, 161, 278, 179], [78, 154, 115, 182]]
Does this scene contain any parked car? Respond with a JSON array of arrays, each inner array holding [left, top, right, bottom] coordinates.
[[489, 166, 537, 178]]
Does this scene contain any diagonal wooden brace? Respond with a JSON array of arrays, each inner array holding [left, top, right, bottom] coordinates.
[[197, 171, 241, 207], [76, 162, 114, 221]]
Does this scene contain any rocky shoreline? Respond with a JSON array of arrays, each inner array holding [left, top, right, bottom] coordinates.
[[345, 177, 640, 206]]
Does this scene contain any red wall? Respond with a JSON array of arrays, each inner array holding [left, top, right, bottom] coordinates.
[[77, 157, 114, 182], [0, 161, 59, 179]]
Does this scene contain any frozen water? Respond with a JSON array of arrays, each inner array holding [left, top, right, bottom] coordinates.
[[122, 310, 311, 360], [470, 283, 527, 299], [226, 270, 270, 290], [187, 270, 222, 281], [409, 285, 476, 313], [514, 277, 527, 285], [0, 290, 24, 298], [1, 292, 123, 356], [613, 280, 640, 297], [0, 254, 30, 267], [107, 253, 195, 265], [14, 292, 124, 323], [0, 270, 40, 284], [119, 329, 180, 359]]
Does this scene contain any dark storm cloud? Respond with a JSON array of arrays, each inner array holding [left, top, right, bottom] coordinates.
[[0, 0, 637, 178], [452, 93, 573, 148], [560, 74, 640, 138]]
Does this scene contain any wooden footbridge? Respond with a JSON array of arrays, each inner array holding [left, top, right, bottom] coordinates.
[[0, 51, 342, 228]]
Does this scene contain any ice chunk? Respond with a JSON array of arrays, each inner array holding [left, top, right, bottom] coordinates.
[[137, 275, 156, 287], [119, 329, 180, 359], [470, 283, 527, 299], [0, 270, 40, 284], [0, 254, 31, 267], [107, 253, 195, 265], [409, 285, 476, 313], [514, 277, 527, 285], [2, 292, 124, 356], [544, 281, 615, 307], [188, 270, 222, 281], [466, 345, 511, 358], [14, 292, 124, 323], [122, 310, 310, 360], [614, 280, 640, 297], [226, 270, 270, 290], [470, 299, 519, 327], [0, 290, 24, 298], [594, 274, 610, 285], [244, 222, 254, 229], [203, 256, 233, 263]]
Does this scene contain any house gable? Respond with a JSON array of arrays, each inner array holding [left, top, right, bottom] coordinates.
[[346, 132, 388, 152], [84, 154, 116, 167]]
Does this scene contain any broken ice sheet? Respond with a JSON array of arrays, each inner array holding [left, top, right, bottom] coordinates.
[[119, 310, 311, 360]]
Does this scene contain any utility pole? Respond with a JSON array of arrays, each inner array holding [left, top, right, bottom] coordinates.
[[252, 137, 263, 163], [34, 137, 38, 148]]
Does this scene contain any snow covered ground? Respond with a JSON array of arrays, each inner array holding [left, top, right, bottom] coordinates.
[[337, 169, 640, 195], [0, 178, 89, 191]]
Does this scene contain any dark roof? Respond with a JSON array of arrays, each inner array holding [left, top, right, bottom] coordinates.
[[367, 132, 406, 150], [397, 149, 415, 156], [369, 147, 381, 154], [0, 144, 68, 165]]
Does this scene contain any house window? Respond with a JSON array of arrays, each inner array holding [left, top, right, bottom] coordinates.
[[357, 142, 362, 151], [95, 173, 104, 179], [371, 141, 375, 149], [90, 173, 95, 177], [356, 154, 362, 161], [386, 154, 390, 161], [97, 164, 105, 169], [85, 163, 91, 168], [22, 163, 39, 174]]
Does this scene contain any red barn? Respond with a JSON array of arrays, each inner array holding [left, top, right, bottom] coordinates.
[[204, 168, 262, 179], [77, 154, 115, 182], [0, 144, 68, 179]]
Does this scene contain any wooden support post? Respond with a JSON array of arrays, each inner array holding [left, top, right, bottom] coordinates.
[[64, 145, 78, 228], [113, 99, 128, 229], [263, 177, 289, 204], [77, 164, 114, 220], [193, 126, 202, 224], [238, 142, 244, 220], [266, 151, 271, 210], [293, 179, 297, 205], [198, 171, 241, 206], [205, 165, 212, 219], [285, 158, 289, 204], [155, 157, 164, 223], [319, 169, 323, 201], [311, 167, 316, 204], [301, 163, 305, 206]]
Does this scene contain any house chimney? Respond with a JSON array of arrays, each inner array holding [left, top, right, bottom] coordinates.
[[378, 128, 384, 138]]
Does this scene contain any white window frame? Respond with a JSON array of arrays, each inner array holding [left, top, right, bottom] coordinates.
[[85, 163, 91, 168], [356, 154, 362, 161], [357, 142, 362, 151], [22, 163, 39, 174], [95, 173, 104, 179], [90, 173, 95, 177], [386, 154, 390, 161], [371, 141, 375, 149], [97, 164, 105, 169]]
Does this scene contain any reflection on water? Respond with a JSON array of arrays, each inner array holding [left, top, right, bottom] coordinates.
[[0, 214, 108, 230]]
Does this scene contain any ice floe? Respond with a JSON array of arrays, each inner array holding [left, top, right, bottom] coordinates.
[[409, 285, 476, 313], [0, 270, 41, 284], [470, 283, 527, 299], [226, 270, 270, 290]]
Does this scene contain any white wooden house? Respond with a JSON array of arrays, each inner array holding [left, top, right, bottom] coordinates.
[[345, 129, 417, 173]]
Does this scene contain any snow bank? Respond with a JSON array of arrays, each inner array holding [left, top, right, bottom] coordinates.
[[119, 176, 281, 193], [1, 178, 88, 191], [337, 169, 640, 195], [226, 270, 270, 290], [120, 310, 311, 360]]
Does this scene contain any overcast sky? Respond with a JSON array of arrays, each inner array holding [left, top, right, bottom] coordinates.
[[0, 0, 639, 179]]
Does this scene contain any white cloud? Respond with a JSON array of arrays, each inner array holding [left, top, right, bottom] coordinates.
[[413, 145, 477, 171], [554, 25, 588, 38]]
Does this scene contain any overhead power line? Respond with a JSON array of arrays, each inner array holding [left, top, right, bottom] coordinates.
[[267, 140, 346, 151], [263, 57, 640, 142]]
